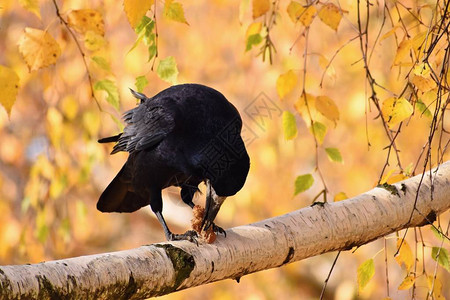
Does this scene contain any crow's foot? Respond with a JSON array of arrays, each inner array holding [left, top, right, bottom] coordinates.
[[169, 230, 198, 245], [212, 223, 226, 237], [311, 201, 327, 208]]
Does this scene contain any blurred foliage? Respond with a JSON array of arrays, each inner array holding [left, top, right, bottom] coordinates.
[[0, 0, 449, 299]]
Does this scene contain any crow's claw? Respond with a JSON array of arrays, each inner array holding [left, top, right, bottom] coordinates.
[[169, 230, 199, 245], [212, 224, 226, 237], [311, 201, 326, 208]]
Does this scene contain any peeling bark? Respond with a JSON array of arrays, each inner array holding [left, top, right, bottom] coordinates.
[[1, 162, 449, 299]]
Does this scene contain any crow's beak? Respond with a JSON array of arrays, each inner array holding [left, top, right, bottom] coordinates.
[[202, 180, 226, 231]]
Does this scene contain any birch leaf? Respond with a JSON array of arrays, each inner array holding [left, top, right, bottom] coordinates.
[[124, 0, 154, 28], [318, 3, 342, 31], [18, 27, 61, 71], [68, 9, 104, 35], [253, 0, 270, 19], [0, 66, 20, 117], [276, 70, 297, 99]]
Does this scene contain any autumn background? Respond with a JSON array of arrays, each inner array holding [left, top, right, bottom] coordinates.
[[0, 0, 449, 299]]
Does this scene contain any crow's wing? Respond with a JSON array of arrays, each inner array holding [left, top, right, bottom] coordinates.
[[111, 103, 175, 154]]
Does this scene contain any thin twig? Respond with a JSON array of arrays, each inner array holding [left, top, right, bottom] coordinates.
[[319, 251, 341, 300], [52, 0, 101, 111]]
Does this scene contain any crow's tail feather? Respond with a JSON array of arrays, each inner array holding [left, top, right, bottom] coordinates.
[[98, 133, 122, 144], [97, 165, 148, 213]]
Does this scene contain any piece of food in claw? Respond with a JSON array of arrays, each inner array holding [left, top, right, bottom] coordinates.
[[191, 205, 216, 244]]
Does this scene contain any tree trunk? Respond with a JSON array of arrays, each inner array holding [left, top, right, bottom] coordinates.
[[1, 162, 449, 299]]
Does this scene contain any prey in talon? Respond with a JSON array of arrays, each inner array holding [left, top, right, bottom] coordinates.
[[97, 84, 250, 243]]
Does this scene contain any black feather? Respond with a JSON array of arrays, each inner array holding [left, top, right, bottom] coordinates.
[[98, 133, 122, 143]]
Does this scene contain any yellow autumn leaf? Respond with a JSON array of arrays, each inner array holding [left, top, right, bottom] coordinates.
[[398, 275, 415, 290], [287, 1, 302, 22], [84, 31, 106, 51], [0, 66, 20, 117], [413, 62, 431, 76], [427, 276, 444, 299], [315, 95, 339, 123], [287, 2, 317, 27], [164, 0, 189, 25], [421, 89, 437, 105], [411, 74, 436, 92], [18, 27, 61, 71], [334, 192, 348, 202], [252, 0, 270, 19], [276, 70, 298, 99], [318, 54, 336, 80], [411, 31, 432, 60], [447, 68, 450, 87], [19, 0, 41, 19], [318, 3, 342, 31], [60, 96, 79, 121], [381, 97, 413, 128], [395, 238, 414, 271], [123, 0, 154, 28], [387, 173, 408, 184], [295, 92, 317, 124], [246, 22, 262, 39], [46, 107, 63, 148], [68, 9, 104, 35], [379, 168, 396, 185], [380, 27, 398, 42], [393, 39, 412, 66]]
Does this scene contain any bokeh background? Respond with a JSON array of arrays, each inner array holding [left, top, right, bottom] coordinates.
[[0, 0, 448, 299]]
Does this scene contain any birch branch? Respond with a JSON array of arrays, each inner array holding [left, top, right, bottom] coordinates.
[[1, 161, 450, 299]]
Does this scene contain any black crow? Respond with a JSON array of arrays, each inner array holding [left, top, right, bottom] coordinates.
[[97, 84, 250, 242]]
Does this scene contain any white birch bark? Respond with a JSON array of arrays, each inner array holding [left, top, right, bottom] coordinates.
[[1, 161, 449, 299]]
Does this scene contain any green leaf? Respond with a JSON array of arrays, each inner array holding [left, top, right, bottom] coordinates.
[[325, 147, 343, 163], [282, 111, 297, 140], [310, 121, 327, 144], [164, 0, 189, 24], [430, 226, 446, 241], [91, 56, 110, 72], [135, 75, 148, 93], [129, 16, 157, 62], [431, 247, 450, 271], [246, 33, 263, 51], [147, 44, 157, 62], [357, 258, 375, 292], [294, 174, 314, 195], [94, 79, 119, 110], [157, 56, 178, 84], [416, 100, 432, 118]]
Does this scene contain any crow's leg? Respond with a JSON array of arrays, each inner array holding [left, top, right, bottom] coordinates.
[[181, 184, 226, 237], [154, 211, 198, 244], [150, 190, 198, 243]]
